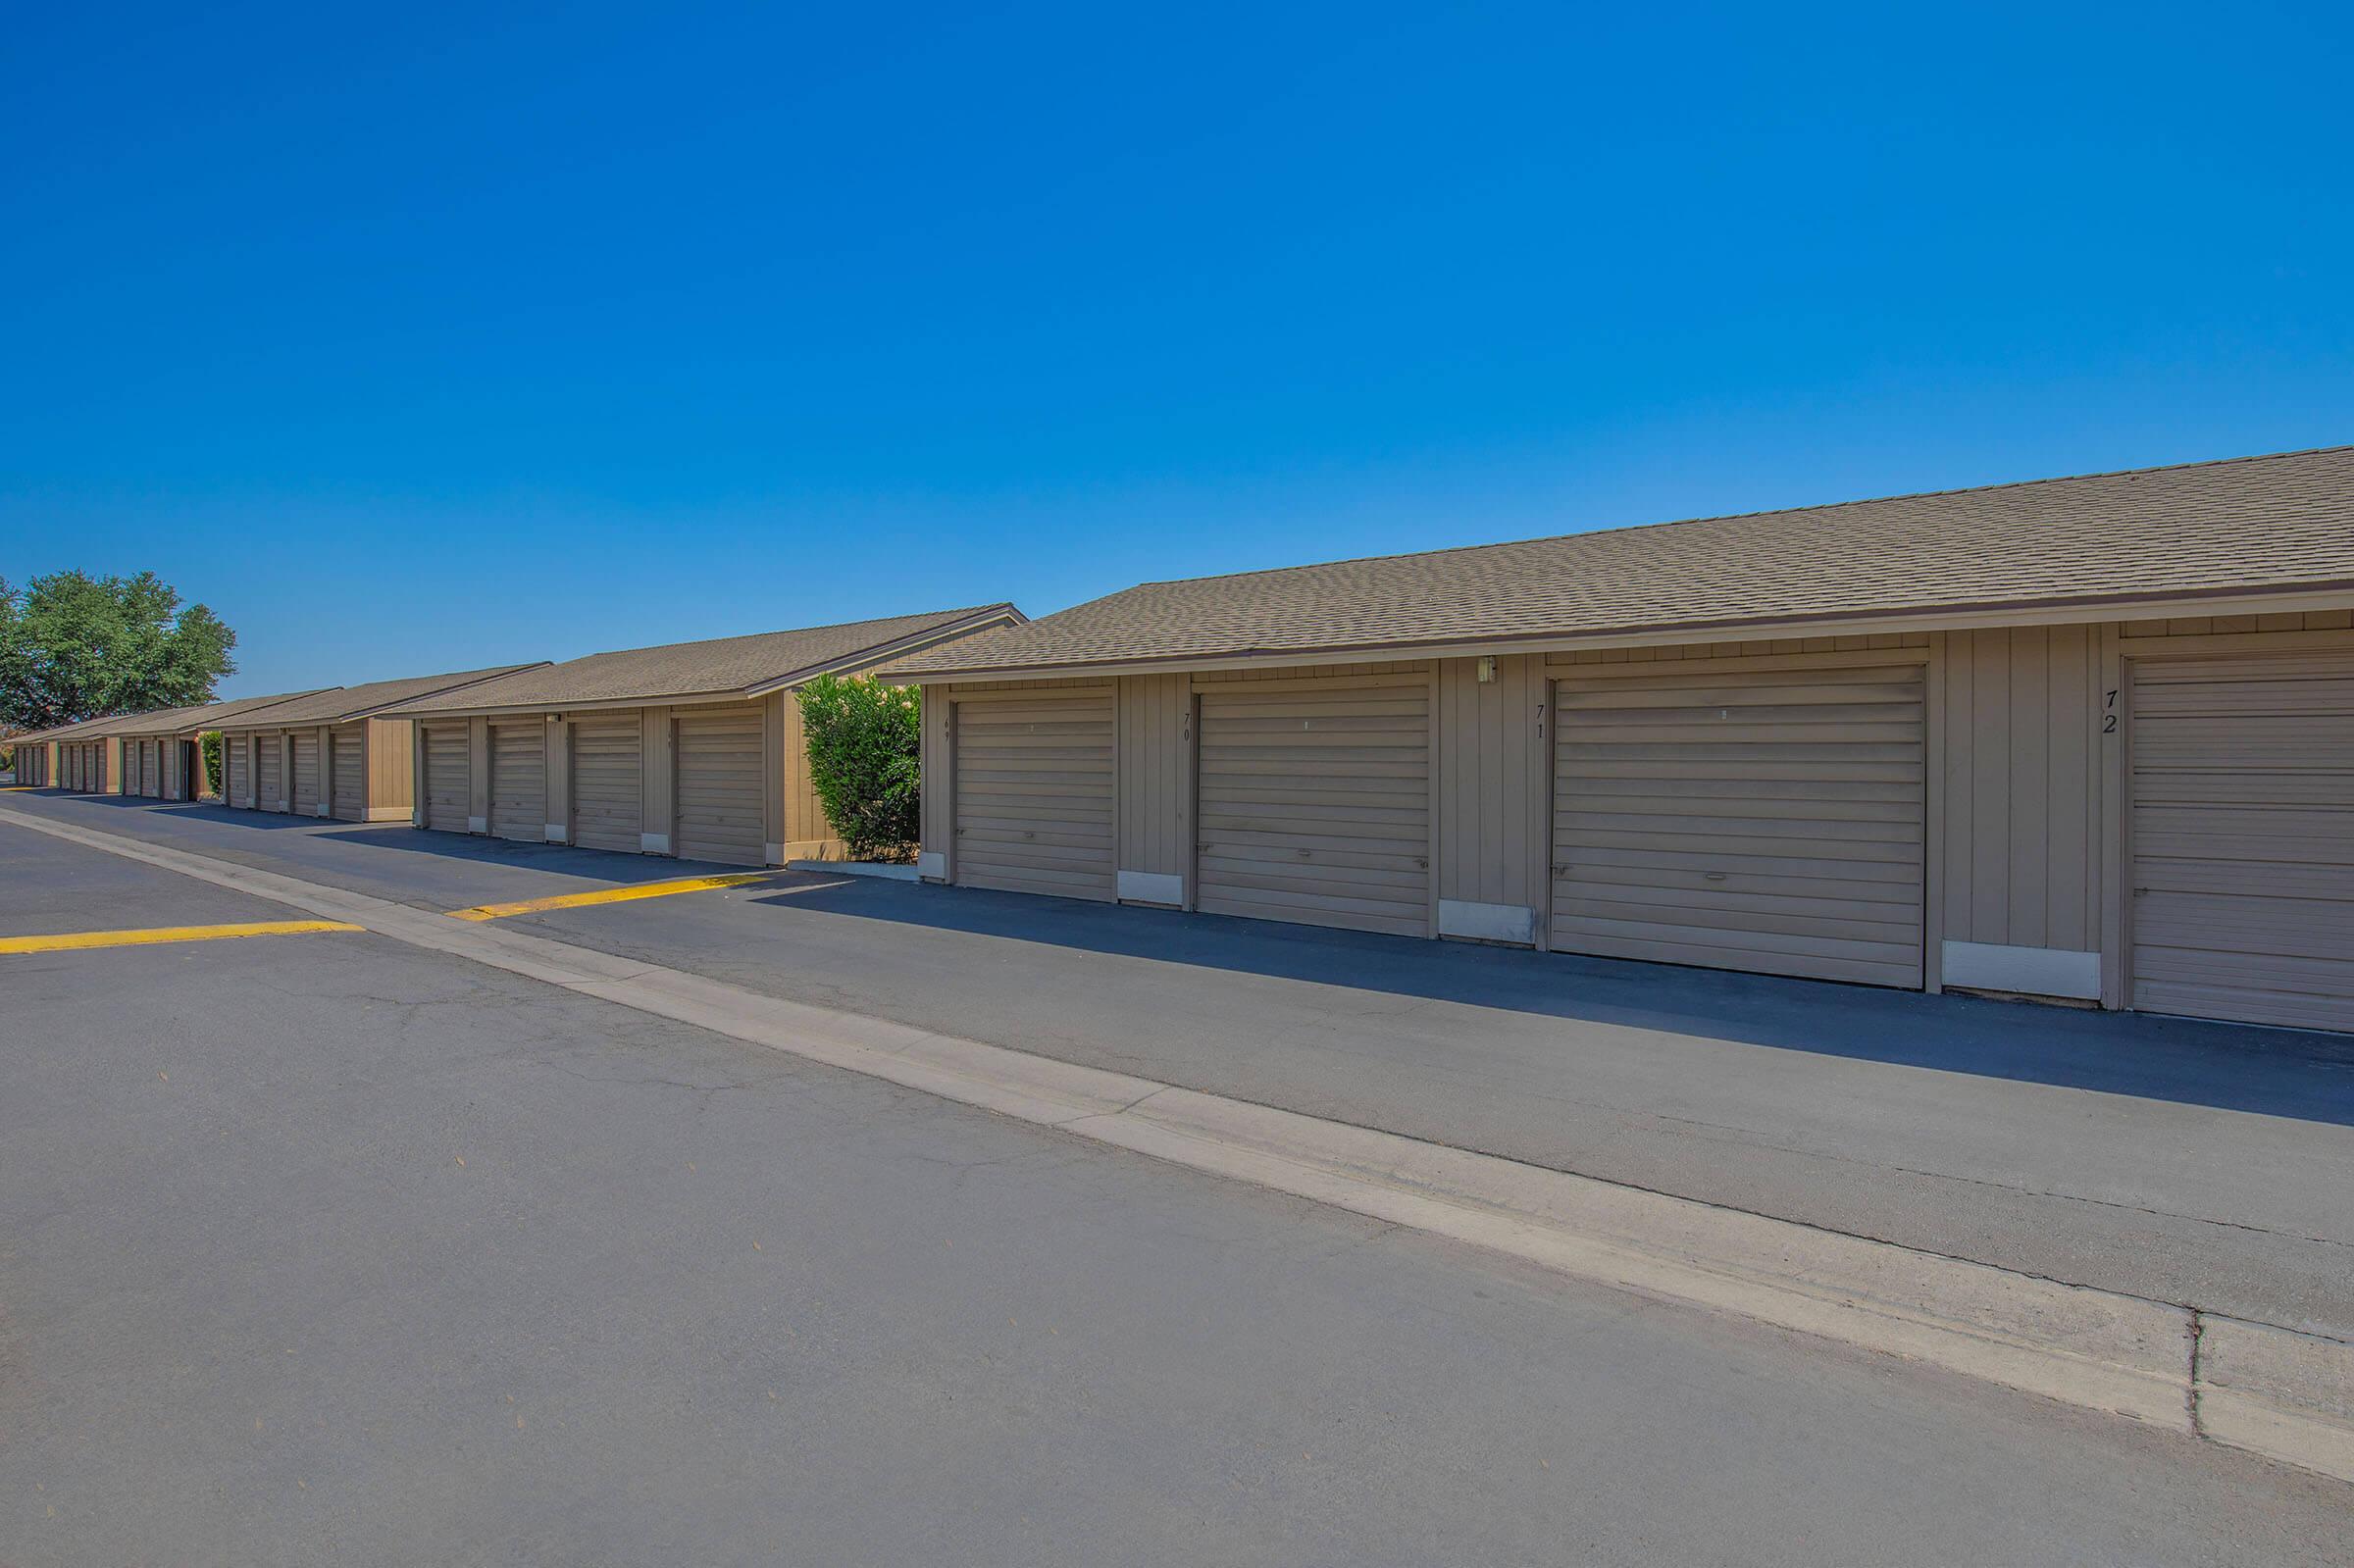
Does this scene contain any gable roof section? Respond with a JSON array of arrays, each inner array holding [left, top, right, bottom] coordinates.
[[894, 446, 2354, 679], [384, 605, 1020, 715], [107, 689, 337, 739], [217, 664, 547, 728]]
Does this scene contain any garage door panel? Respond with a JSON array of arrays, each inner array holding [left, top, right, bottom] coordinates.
[[1197, 682, 1429, 936], [291, 733, 321, 813], [488, 723, 545, 841], [673, 710, 766, 865], [423, 728, 470, 833], [953, 693, 1116, 900], [332, 730, 364, 818], [2135, 856, 2354, 901], [258, 738, 283, 809], [1551, 665, 1925, 987], [2129, 653, 2353, 1031], [229, 741, 249, 805]]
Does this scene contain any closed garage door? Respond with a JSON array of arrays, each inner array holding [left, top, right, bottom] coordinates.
[[2129, 653, 2354, 1033], [489, 722, 546, 841], [1550, 661, 1926, 988], [332, 727, 365, 820], [1196, 679, 1432, 936], [258, 736, 284, 811], [952, 690, 1115, 900], [136, 739, 156, 796], [424, 726, 470, 832], [291, 732, 321, 815], [571, 714, 643, 853], [229, 736, 250, 806], [674, 709, 765, 866]]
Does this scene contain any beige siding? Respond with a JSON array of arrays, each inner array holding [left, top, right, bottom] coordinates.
[[920, 684, 952, 867], [367, 718, 414, 817], [290, 731, 321, 814], [1436, 654, 1547, 917], [258, 733, 284, 810], [1117, 673, 1191, 885], [1938, 626, 2103, 954]]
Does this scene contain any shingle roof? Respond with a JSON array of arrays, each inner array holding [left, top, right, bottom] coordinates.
[[217, 665, 545, 728], [383, 605, 1019, 715], [894, 446, 2354, 678], [107, 689, 337, 738]]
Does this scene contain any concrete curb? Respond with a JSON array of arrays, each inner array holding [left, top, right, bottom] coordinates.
[[786, 859, 920, 882], [10, 803, 2351, 1487]]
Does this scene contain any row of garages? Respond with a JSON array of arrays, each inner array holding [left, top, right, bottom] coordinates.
[[894, 448, 2354, 1036], [17, 606, 1023, 871]]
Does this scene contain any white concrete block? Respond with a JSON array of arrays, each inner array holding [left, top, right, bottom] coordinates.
[[1438, 898, 1538, 945], [917, 850, 946, 882], [1118, 870, 1185, 906], [1941, 941, 2101, 999]]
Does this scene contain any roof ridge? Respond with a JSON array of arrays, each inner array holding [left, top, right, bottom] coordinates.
[[550, 603, 1012, 665], [1130, 444, 2354, 591]]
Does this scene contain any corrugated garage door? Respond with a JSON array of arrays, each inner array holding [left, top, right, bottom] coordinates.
[[488, 722, 545, 842], [138, 738, 158, 796], [229, 736, 250, 806], [291, 732, 322, 815], [1196, 679, 1432, 936], [571, 713, 643, 853], [424, 726, 470, 832], [2129, 653, 2353, 1033], [258, 735, 284, 811], [674, 708, 765, 866], [952, 689, 1115, 900], [331, 727, 365, 820], [1550, 661, 1926, 988]]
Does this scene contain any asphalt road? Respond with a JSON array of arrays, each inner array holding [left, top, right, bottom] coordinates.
[[2, 815, 2350, 1565], [14, 791, 2352, 1340]]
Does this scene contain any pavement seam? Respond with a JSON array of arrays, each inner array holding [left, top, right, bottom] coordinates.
[[9, 799, 2351, 1488]]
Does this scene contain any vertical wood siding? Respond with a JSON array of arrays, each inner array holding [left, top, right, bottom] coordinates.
[[368, 719, 414, 814], [1939, 626, 2103, 953], [1117, 674, 1190, 880], [1435, 654, 1546, 912]]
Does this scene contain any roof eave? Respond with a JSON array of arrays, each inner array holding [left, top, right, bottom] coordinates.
[[895, 582, 2354, 684]]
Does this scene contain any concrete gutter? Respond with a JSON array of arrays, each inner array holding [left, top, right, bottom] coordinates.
[[10, 803, 2350, 1488], [787, 858, 920, 882]]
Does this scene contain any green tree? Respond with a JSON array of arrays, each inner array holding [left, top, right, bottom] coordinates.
[[794, 674, 922, 862], [0, 571, 237, 731]]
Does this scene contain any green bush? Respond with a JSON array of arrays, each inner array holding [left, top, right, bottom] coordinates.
[[795, 674, 922, 863], [201, 731, 223, 794]]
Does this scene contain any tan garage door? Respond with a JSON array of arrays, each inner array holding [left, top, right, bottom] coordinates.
[[1550, 661, 1926, 988], [135, 739, 153, 796], [291, 732, 321, 815], [952, 689, 1115, 900], [570, 714, 643, 854], [489, 722, 546, 842], [331, 727, 365, 820], [423, 726, 470, 833], [258, 735, 284, 811], [674, 708, 766, 866], [229, 736, 250, 806], [1196, 679, 1432, 936], [2129, 653, 2354, 1033]]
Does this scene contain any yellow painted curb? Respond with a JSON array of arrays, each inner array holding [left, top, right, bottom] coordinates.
[[446, 871, 793, 922], [0, 920, 363, 955]]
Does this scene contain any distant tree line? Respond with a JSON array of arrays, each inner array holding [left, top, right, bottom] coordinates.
[[0, 571, 237, 733]]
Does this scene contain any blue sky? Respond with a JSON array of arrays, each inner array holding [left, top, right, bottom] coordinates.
[[5, 3, 2349, 697]]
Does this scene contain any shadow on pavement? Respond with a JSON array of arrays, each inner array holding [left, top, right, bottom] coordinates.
[[752, 878, 2354, 1129]]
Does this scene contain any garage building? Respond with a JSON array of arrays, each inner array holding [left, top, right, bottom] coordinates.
[[103, 691, 334, 803], [384, 606, 1022, 867], [895, 447, 2354, 1035], [217, 665, 542, 821]]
